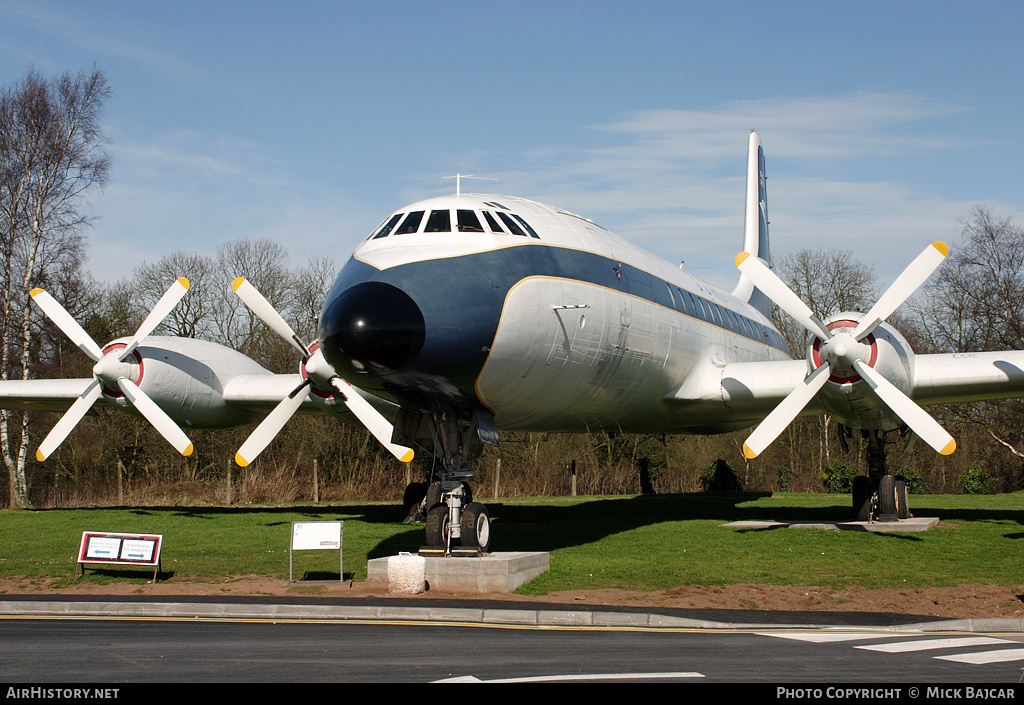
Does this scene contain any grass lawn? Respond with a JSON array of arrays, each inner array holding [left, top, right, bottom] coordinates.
[[1, 492, 1020, 593]]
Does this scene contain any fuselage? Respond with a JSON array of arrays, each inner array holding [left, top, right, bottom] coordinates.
[[319, 194, 791, 435]]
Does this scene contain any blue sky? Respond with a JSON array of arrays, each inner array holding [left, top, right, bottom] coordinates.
[[2, 0, 1022, 292]]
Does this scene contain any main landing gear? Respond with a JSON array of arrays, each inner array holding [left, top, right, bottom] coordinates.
[[849, 429, 911, 522]]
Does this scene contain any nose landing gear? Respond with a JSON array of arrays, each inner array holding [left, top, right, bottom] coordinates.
[[401, 409, 496, 556]]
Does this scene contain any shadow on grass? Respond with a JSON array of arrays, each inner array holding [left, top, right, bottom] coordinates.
[[24, 491, 1024, 563]]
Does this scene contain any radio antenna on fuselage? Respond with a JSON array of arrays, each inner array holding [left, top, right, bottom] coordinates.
[[443, 174, 498, 196]]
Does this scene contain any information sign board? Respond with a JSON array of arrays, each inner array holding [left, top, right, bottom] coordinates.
[[75, 531, 163, 581], [290, 521, 343, 582]]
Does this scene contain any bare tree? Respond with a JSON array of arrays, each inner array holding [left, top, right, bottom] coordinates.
[[912, 207, 1024, 487], [292, 255, 337, 343], [774, 248, 878, 355], [132, 251, 215, 339], [0, 67, 110, 508], [212, 238, 294, 370]]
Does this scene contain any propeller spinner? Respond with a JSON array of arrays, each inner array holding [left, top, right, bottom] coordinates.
[[735, 242, 955, 459], [31, 278, 195, 460], [230, 277, 414, 466]]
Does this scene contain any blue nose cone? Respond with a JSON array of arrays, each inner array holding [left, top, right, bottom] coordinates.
[[319, 281, 426, 379]]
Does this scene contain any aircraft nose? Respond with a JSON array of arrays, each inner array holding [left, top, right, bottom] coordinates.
[[319, 281, 426, 375]]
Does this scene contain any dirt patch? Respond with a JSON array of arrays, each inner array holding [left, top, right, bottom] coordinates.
[[2, 576, 1022, 619]]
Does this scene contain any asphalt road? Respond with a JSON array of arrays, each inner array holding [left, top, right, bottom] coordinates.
[[2, 596, 1023, 685]]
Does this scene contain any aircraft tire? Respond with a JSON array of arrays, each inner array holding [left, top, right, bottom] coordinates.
[[425, 482, 443, 512], [459, 502, 491, 553], [877, 475, 898, 521], [401, 482, 429, 524], [895, 475, 909, 520], [424, 503, 450, 547], [852, 476, 872, 521]]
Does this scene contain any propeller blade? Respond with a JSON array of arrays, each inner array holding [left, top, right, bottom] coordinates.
[[853, 242, 948, 340], [232, 277, 309, 357], [852, 360, 956, 455], [234, 381, 312, 467], [742, 363, 831, 459], [233, 278, 411, 462], [35, 380, 102, 461], [735, 252, 833, 341], [121, 277, 190, 358], [116, 377, 194, 456], [334, 379, 414, 463], [30, 288, 104, 362]]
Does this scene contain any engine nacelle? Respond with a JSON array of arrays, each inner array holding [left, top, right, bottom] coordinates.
[[102, 336, 269, 430], [808, 313, 915, 432]]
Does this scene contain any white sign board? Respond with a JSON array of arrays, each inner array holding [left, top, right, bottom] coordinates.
[[289, 521, 344, 582], [291, 521, 342, 550]]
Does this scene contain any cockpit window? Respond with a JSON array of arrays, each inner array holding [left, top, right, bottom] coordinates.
[[456, 210, 485, 233], [395, 211, 424, 234], [497, 212, 527, 236], [482, 211, 504, 233], [512, 214, 541, 239], [368, 207, 539, 240], [425, 210, 451, 233], [371, 213, 402, 239]]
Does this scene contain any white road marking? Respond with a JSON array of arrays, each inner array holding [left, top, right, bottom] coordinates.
[[856, 637, 1012, 653], [757, 631, 902, 643], [935, 648, 1024, 665], [435, 671, 705, 683]]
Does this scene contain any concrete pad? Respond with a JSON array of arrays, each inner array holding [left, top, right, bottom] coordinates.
[[721, 517, 940, 532], [367, 551, 549, 594]]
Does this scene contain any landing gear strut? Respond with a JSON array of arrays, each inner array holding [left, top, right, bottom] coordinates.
[[851, 428, 910, 522], [400, 409, 494, 555]]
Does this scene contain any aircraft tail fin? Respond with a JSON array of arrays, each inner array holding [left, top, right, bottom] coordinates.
[[731, 131, 773, 319]]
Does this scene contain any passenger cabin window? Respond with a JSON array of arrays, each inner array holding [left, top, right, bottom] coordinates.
[[457, 210, 485, 233], [396, 211, 424, 234], [425, 210, 451, 232], [371, 213, 403, 239]]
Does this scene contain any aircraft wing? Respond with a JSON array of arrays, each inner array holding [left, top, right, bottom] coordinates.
[[911, 350, 1024, 405], [0, 378, 101, 413], [667, 350, 1024, 434], [0, 374, 339, 416], [222, 373, 400, 421], [665, 358, 815, 430]]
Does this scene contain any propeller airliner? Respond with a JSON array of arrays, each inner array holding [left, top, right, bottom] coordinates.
[[6, 131, 1024, 552]]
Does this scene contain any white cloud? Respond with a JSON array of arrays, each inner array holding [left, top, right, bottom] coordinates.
[[471, 94, 1001, 291]]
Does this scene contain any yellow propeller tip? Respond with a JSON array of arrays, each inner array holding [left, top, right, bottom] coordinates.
[[940, 438, 956, 455], [29, 288, 44, 297], [742, 443, 759, 460], [177, 277, 191, 290], [931, 241, 949, 257], [400, 449, 415, 463], [735, 252, 751, 267], [35, 449, 46, 462], [232, 277, 246, 291], [182, 443, 194, 457], [234, 452, 250, 467]]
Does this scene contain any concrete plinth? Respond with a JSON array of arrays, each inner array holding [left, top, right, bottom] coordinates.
[[367, 552, 550, 594], [722, 517, 940, 532]]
